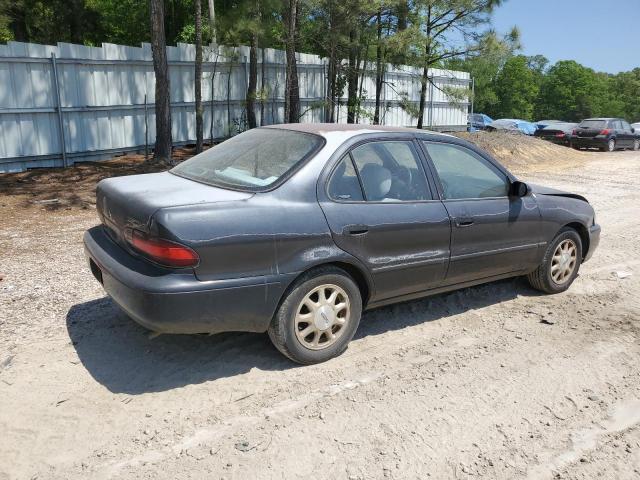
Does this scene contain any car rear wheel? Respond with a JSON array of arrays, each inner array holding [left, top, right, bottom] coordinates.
[[634, 139, 640, 151], [527, 227, 582, 294], [268, 267, 362, 364], [606, 138, 616, 152]]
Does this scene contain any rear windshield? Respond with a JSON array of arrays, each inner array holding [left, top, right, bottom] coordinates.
[[171, 128, 323, 191], [578, 120, 607, 129]]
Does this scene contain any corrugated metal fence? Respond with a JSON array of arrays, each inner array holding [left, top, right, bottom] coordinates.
[[0, 41, 470, 173]]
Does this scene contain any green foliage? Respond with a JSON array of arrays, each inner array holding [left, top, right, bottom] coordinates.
[[534, 61, 606, 121], [493, 55, 539, 119], [86, 0, 151, 45]]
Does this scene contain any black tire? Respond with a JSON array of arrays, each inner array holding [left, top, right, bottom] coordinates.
[[527, 227, 582, 294], [268, 266, 363, 364], [607, 138, 616, 152]]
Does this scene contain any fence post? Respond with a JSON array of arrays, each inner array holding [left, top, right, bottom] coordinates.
[[428, 80, 434, 128], [471, 77, 475, 119], [144, 94, 149, 160], [50, 53, 68, 167]]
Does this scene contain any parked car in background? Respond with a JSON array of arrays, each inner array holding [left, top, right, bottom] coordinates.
[[84, 124, 600, 364], [467, 113, 493, 131], [534, 122, 578, 147], [572, 118, 639, 152], [488, 119, 538, 135], [535, 120, 562, 129]]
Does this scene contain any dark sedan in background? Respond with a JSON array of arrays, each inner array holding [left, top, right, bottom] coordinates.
[[534, 122, 578, 146], [572, 118, 639, 151], [84, 124, 600, 364]]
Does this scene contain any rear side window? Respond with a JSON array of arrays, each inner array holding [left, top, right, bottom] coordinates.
[[423, 142, 509, 199], [327, 156, 364, 201], [328, 141, 431, 202], [171, 128, 322, 191], [350, 141, 430, 202]]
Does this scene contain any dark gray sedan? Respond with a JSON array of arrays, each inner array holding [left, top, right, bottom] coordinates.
[[84, 124, 600, 364]]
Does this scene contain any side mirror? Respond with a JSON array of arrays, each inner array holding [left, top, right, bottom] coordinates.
[[510, 181, 529, 198]]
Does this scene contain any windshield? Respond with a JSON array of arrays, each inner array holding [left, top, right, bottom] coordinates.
[[579, 120, 606, 129], [171, 128, 323, 191]]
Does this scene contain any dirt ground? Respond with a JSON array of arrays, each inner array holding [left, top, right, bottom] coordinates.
[[1, 136, 639, 480]]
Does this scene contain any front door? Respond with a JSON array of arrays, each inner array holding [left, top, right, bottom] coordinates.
[[421, 141, 542, 285], [319, 139, 451, 301]]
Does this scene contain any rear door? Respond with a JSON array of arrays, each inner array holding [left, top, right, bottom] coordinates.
[[318, 139, 451, 301], [421, 140, 542, 284]]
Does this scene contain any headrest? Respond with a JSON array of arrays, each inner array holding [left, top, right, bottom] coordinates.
[[359, 163, 392, 201]]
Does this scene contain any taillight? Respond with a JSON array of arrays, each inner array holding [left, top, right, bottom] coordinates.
[[555, 132, 565, 138], [572, 129, 577, 135], [129, 229, 199, 268], [599, 129, 611, 135]]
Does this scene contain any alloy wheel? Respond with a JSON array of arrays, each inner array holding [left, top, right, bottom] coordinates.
[[608, 139, 615, 152], [551, 239, 578, 284], [294, 284, 350, 350]]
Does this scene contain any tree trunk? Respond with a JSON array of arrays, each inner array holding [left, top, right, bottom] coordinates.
[[284, 0, 300, 123], [417, 64, 429, 129], [207, 0, 216, 44], [416, 7, 432, 130], [327, 46, 337, 123], [195, 0, 203, 153], [346, 28, 359, 124], [246, 32, 258, 129], [149, 0, 172, 161], [260, 47, 266, 125], [373, 9, 383, 125], [9, 5, 28, 42]]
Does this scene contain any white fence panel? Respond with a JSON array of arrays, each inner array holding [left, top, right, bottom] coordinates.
[[0, 41, 470, 173]]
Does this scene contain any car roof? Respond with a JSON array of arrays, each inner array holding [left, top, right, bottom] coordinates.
[[582, 118, 620, 121], [263, 123, 446, 139]]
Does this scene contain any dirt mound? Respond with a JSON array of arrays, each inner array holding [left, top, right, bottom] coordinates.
[[453, 131, 593, 173], [0, 147, 198, 212]]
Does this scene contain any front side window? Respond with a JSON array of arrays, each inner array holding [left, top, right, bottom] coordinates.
[[171, 128, 322, 191], [349, 141, 430, 202], [423, 142, 509, 200]]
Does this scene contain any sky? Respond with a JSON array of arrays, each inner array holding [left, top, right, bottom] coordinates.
[[491, 0, 640, 74]]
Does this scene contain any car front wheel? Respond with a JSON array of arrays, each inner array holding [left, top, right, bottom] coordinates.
[[634, 139, 640, 151], [527, 227, 582, 294], [268, 267, 362, 364]]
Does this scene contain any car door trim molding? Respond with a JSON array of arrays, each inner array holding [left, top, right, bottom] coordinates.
[[371, 256, 448, 272], [449, 242, 544, 262]]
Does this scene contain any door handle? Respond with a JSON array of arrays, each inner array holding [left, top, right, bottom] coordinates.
[[455, 217, 475, 228], [343, 224, 370, 235]]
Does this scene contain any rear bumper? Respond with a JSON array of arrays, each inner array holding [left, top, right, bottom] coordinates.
[[573, 137, 609, 149], [584, 223, 601, 262], [544, 136, 572, 145], [83, 226, 293, 334]]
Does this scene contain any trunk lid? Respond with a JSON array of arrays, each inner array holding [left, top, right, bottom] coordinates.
[[96, 171, 252, 247]]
